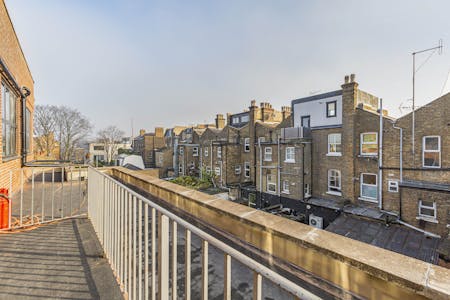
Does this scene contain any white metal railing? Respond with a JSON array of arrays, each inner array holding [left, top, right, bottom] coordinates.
[[0, 165, 88, 230], [87, 167, 321, 300]]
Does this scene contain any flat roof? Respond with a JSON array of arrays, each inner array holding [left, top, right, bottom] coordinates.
[[291, 90, 342, 105]]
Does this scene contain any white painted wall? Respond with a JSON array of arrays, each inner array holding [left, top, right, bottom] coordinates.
[[293, 95, 342, 128]]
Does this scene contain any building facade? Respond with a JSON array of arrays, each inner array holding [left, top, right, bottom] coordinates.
[[0, 0, 35, 189]]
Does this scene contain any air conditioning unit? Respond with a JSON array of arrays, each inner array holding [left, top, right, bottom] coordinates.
[[309, 214, 323, 229]]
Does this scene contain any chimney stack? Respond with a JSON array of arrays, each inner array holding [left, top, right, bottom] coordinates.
[[139, 129, 146, 136], [155, 127, 164, 138], [281, 106, 292, 120], [215, 114, 225, 129]]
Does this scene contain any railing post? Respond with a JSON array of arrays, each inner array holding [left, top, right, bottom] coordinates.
[[158, 212, 169, 300], [201, 240, 208, 300], [138, 200, 142, 300], [224, 254, 231, 300], [253, 272, 262, 300], [151, 208, 156, 300], [144, 203, 149, 300], [185, 228, 191, 300], [172, 220, 177, 300]]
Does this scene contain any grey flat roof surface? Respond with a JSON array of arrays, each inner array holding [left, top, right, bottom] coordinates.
[[326, 214, 440, 264], [0, 217, 123, 300]]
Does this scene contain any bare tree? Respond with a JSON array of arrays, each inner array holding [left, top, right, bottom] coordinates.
[[55, 106, 92, 161], [33, 105, 58, 157], [97, 126, 125, 164]]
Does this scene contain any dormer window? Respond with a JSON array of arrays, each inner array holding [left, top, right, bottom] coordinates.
[[326, 101, 337, 118]]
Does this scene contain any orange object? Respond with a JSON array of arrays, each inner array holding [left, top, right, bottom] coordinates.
[[0, 188, 9, 229]]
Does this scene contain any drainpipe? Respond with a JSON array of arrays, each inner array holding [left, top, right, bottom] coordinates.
[[392, 123, 403, 219], [277, 136, 281, 198], [392, 124, 403, 182], [199, 144, 203, 180], [210, 141, 213, 171], [258, 138, 262, 196], [174, 137, 179, 177], [378, 98, 383, 210], [21, 87, 31, 167]]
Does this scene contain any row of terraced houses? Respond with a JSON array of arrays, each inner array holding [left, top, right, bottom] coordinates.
[[134, 74, 449, 246]]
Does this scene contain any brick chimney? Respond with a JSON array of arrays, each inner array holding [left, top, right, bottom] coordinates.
[[281, 106, 291, 120], [260, 102, 274, 122], [139, 129, 146, 136], [215, 114, 225, 129], [155, 127, 164, 138]]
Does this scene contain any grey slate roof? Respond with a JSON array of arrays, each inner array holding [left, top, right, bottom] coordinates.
[[326, 214, 440, 264], [400, 180, 450, 192]]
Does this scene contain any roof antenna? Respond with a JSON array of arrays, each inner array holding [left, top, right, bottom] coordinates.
[[411, 39, 443, 164]]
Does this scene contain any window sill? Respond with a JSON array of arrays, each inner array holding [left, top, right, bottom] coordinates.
[[358, 197, 378, 203], [2, 155, 20, 163], [326, 191, 342, 196], [326, 153, 342, 157], [264, 160, 272, 162], [416, 216, 438, 224], [281, 191, 290, 194], [422, 165, 441, 169], [304, 194, 311, 198], [267, 191, 277, 195], [359, 154, 378, 158], [284, 160, 295, 163]]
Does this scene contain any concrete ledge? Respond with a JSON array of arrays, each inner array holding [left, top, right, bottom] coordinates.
[[112, 167, 450, 300]]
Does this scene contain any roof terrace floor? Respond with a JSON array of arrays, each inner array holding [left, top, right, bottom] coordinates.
[[0, 217, 123, 300]]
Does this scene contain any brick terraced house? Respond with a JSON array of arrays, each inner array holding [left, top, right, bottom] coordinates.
[[167, 74, 449, 242], [0, 1, 34, 190]]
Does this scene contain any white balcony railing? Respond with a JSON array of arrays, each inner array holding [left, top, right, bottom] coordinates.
[[0, 165, 87, 231], [87, 167, 320, 300]]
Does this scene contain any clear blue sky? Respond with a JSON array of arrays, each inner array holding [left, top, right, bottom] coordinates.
[[6, 0, 450, 136]]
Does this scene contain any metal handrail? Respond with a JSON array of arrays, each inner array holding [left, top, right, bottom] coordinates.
[[87, 166, 321, 300]]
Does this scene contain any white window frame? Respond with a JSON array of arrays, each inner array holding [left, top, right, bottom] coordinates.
[[360, 132, 378, 156], [282, 180, 289, 194], [241, 115, 249, 122], [327, 133, 342, 156], [304, 183, 311, 197], [360, 173, 378, 202], [217, 146, 222, 158], [204, 147, 208, 157], [285, 147, 295, 163], [418, 200, 437, 221], [418, 200, 437, 222], [258, 137, 265, 143], [244, 162, 250, 178], [235, 165, 241, 175], [422, 136, 441, 168], [193, 146, 199, 157], [264, 147, 272, 161], [266, 174, 276, 194], [388, 180, 399, 193], [244, 138, 250, 152], [327, 169, 341, 196], [214, 167, 221, 176], [2, 81, 17, 157], [179, 146, 184, 155], [205, 166, 211, 174], [232, 117, 239, 124]]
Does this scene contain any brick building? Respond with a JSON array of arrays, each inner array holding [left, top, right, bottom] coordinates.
[[0, 0, 34, 189], [132, 127, 165, 168]]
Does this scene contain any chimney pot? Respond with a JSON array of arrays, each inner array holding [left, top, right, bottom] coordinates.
[[350, 74, 356, 82], [344, 75, 349, 84]]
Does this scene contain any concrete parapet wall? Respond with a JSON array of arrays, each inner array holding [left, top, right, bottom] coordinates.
[[111, 166, 450, 300]]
